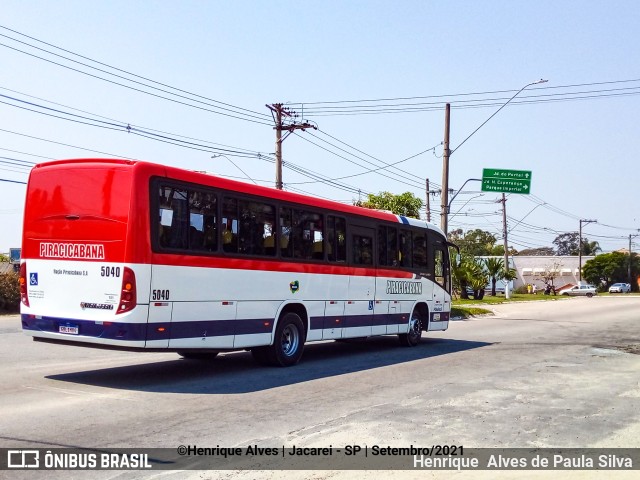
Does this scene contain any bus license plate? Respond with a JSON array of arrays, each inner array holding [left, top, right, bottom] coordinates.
[[59, 325, 79, 335]]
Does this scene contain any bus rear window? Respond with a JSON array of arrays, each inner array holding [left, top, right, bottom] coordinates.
[[22, 163, 132, 253]]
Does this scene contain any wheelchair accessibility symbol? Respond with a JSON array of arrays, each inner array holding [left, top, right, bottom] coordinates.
[[30, 273, 38, 286]]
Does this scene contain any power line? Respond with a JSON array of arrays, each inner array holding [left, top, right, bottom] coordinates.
[[316, 129, 442, 185], [0, 85, 267, 157], [289, 78, 640, 106], [0, 177, 27, 184], [0, 127, 140, 159], [289, 134, 442, 186], [0, 92, 270, 158], [289, 78, 640, 113], [293, 132, 429, 190], [0, 146, 53, 160], [0, 38, 272, 126], [0, 25, 271, 122]]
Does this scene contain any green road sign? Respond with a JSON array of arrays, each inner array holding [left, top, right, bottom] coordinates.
[[481, 168, 532, 194]]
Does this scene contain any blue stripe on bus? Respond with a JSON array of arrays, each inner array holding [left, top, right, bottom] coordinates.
[[399, 216, 410, 224], [22, 311, 421, 343]]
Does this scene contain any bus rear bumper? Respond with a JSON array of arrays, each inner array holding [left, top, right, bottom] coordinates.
[[22, 314, 147, 348]]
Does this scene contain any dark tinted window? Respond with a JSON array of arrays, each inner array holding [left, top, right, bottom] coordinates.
[[398, 230, 412, 267], [158, 186, 189, 250], [280, 207, 323, 260], [327, 216, 346, 262], [352, 233, 374, 265], [412, 231, 427, 270]]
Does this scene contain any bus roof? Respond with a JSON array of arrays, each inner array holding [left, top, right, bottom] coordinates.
[[32, 158, 446, 235]]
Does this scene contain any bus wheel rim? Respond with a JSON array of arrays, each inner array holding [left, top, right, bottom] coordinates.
[[281, 325, 299, 356], [409, 317, 421, 340]]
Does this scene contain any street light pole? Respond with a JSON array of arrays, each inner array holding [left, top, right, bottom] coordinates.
[[441, 79, 547, 235], [578, 219, 597, 282]]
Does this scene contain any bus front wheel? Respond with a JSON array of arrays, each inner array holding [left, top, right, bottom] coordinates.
[[266, 312, 306, 367], [399, 312, 423, 347]]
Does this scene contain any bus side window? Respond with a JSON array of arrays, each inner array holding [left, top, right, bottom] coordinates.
[[434, 248, 446, 288], [398, 230, 412, 267], [158, 186, 188, 249], [189, 190, 217, 252], [282, 208, 323, 261], [222, 197, 238, 253], [387, 227, 398, 266], [352, 233, 373, 265], [412, 231, 427, 271], [378, 226, 387, 265], [280, 207, 293, 258], [327, 215, 346, 262], [378, 226, 398, 266], [237, 200, 275, 256]]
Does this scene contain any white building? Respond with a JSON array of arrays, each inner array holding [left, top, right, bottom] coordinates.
[[479, 255, 595, 291]]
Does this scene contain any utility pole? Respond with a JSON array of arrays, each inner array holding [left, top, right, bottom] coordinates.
[[501, 193, 511, 299], [630, 234, 634, 286], [425, 178, 431, 222], [578, 219, 597, 282], [440, 103, 450, 234], [266, 103, 317, 190], [629, 231, 639, 287]]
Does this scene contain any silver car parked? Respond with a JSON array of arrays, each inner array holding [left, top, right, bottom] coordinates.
[[559, 284, 597, 297], [608, 283, 631, 293]]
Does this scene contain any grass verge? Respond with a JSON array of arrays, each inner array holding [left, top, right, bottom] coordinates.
[[451, 306, 493, 319]]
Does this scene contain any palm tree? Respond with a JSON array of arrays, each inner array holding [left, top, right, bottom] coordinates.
[[484, 258, 505, 296], [467, 259, 489, 300], [582, 240, 601, 256], [452, 256, 472, 299]]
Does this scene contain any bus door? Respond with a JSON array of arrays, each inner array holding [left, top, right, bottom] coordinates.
[[430, 243, 450, 331], [345, 226, 375, 337]]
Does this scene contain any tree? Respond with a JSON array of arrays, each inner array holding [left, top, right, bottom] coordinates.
[[452, 255, 488, 300], [553, 233, 600, 256], [484, 257, 504, 296], [582, 252, 638, 290], [553, 233, 580, 256], [466, 259, 489, 300], [448, 228, 499, 257], [502, 267, 518, 285], [534, 261, 563, 294], [0, 271, 20, 312], [516, 247, 555, 256], [582, 240, 601, 256], [356, 191, 423, 219]]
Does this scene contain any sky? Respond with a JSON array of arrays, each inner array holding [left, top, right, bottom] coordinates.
[[2, 0, 639, 254]]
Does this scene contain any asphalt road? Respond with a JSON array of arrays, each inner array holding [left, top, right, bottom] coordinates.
[[1, 296, 639, 479]]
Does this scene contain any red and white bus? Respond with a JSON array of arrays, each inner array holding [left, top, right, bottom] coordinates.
[[20, 158, 455, 366]]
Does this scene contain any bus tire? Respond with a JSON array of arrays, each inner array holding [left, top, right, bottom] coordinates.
[[398, 312, 423, 347], [177, 351, 219, 360], [266, 312, 306, 367]]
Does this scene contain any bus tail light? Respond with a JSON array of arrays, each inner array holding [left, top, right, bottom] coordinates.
[[117, 267, 137, 314], [19, 262, 29, 307]]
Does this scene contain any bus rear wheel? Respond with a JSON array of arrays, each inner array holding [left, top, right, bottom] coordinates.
[[399, 312, 423, 347], [177, 351, 219, 360], [266, 312, 306, 367]]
